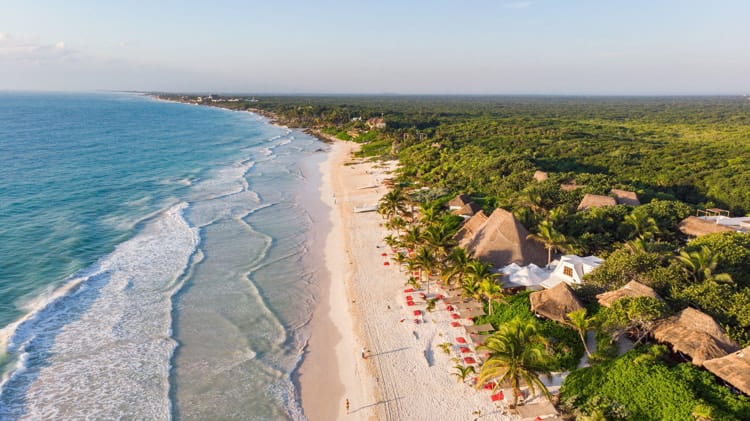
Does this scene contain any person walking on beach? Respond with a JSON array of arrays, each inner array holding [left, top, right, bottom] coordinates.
[[345, 398, 350, 414], [361, 347, 367, 359]]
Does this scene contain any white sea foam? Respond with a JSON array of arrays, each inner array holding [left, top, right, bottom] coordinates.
[[0, 203, 199, 420]]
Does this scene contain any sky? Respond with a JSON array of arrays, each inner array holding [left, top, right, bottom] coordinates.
[[1, 0, 749, 94]]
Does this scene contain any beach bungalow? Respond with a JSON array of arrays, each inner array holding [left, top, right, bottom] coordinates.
[[596, 280, 661, 308], [365, 117, 387, 129], [539, 255, 603, 289], [457, 208, 547, 268], [651, 307, 740, 365], [533, 170, 548, 182], [451, 202, 481, 219], [678, 216, 735, 237], [447, 194, 473, 210], [577, 194, 617, 211], [529, 282, 584, 324], [703, 346, 750, 396], [609, 189, 641, 206]]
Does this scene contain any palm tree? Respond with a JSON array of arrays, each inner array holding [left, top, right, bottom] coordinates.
[[383, 234, 401, 251], [479, 278, 504, 316], [623, 210, 660, 241], [675, 246, 733, 284], [384, 215, 407, 236], [566, 309, 594, 357], [392, 251, 408, 272], [477, 318, 552, 408], [400, 225, 423, 251], [377, 188, 408, 220], [461, 277, 482, 301], [452, 364, 476, 383], [422, 223, 458, 262], [527, 220, 571, 266], [412, 246, 437, 293], [441, 247, 471, 287]]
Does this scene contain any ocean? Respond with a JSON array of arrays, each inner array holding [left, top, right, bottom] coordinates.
[[0, 92, 326, 419]]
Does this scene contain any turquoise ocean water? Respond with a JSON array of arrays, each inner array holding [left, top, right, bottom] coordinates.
[[0, 93, 326, 419]]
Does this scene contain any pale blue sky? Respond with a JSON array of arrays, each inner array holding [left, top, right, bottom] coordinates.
[[1, 0, 748, 94]]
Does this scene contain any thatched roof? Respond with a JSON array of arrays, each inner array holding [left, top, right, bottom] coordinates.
[[596, 281, 661, 308], [451, 202, 482, 217], [577, 194, 617, 211], [465, 324, 495, 334], [454, 210, 489, 244], [610, 189, 641, 206], [703, 346, 750, 395], [560, 183, 584, 191], [652, 307, 740, 365], [529, 282, 584, 323], [533, 170, 549, 182], [448, 194, 472, 208], [678, 216, 734, 237], [458, 208, 547, 268]]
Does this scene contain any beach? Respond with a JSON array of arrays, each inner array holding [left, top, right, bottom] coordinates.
[[300, 141, 518, 420]]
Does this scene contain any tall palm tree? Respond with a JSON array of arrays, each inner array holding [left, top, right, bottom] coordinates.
[[384, 215, 407, 236], [566, 309, 594, 357], [479, 278, 504, 316], [400, 225, 423, 251], [441, 247, 471, 287], [377, 188, 408, 220], [422, 223, 458, 262], [675, 246, 733, 284], [527, 220, 571, 266], [477, 318, 553, 408], [412, 246, 438, 293]]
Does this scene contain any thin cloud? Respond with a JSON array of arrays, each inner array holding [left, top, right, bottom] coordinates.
[[0, 32, 77, 62], [504, 1, 533, 9]]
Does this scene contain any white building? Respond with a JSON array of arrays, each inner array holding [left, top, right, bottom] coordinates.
[[539, 255, 603, 289]]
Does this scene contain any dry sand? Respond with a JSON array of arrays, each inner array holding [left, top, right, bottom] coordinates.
[[300, 141, 523, 421]]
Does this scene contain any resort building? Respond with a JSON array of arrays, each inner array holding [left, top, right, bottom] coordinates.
[[456, 208, 547, 268], [577, 194, 617, 211], [609, 188, 641, 206], [596, 280, 661, 308], [678, 216, 737, 237], [451, 202, 481, 219], [447, 194, 473, 210], [679, 208, 750, 236], [651, 307, 740, 366], [703, 346, 750, 396], [529, 282, 584, 323], [539, 255, 603, 289]]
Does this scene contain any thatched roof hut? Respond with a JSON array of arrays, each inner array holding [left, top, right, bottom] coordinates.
[[678, 216, 734, 237], [533, 171, 549, 182], [560, 183, 584, 191], [448, 194, 473, 210], [529, 282, 584, 324], [596, 280, 661, 308], [454, 210, 489, 244], [451, 202, 482, 218], [610, 189, 641, 206], [703, 346, 750, 396], [458, 208, 547, 268], [577, 194, 617, 211], [652, 307, 740, 365]]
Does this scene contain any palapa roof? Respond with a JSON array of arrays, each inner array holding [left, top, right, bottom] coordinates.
[[448, 194, 473, 208], [458, 208, 547, 268], [451, 202, 482, 217], [596, 280, 661, 308], [465, 323, 495, 334], [577, 194, 617, 211], [533, 170, 549, 182], [652, 307, 740, 365], [678, 216, 734, 237], [529, 282, 584, 323], [610, 189, 641, 206], [454, 210, 489, 244], [703, 346, 750, 396]]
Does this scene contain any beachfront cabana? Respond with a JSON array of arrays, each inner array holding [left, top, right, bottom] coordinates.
[[459, 308, 487, 318], [529, 282, 583, 324], [533, 170, 548, 182], [609, 188, 641, 206], [451, 202, 482, 218], [651, 307, 740, 365], [457, 208, 547, 268], [596, 280, 661, 308], [678, 216, 735, 237], [577, 194, 617, 211], [703, 346, 750, 396], [448, 194, 473, 210]]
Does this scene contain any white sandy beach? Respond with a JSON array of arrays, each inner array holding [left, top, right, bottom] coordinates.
[[300, 141, 527, 421]]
